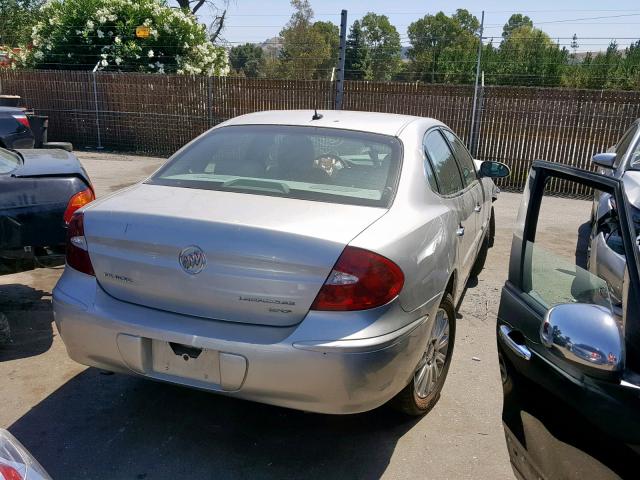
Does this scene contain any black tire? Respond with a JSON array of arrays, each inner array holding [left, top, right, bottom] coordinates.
[[392, 293, 456, 416]]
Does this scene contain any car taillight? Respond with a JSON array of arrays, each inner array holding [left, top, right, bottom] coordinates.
[[0, 464, 22, 480], [66, 212, 95, 276], [311, 246, 404, 311], [0, 429, 51, 480], [11, 115, 30, 129], [64, 188, 95, 224]]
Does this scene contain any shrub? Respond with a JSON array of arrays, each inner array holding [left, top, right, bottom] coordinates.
[[11, 0, 228, 75]]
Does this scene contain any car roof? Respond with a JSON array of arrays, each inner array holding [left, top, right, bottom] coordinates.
[[221, 110, 442, 136]]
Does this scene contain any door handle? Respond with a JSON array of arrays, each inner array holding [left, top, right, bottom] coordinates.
[[499, 325, 531, 361], [474, 204, 482, 213], [456, 225, 465, 236]]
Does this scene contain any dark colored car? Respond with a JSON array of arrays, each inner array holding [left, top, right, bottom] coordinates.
[[0, 147, 94, 275], [497, 161, 640, 479], [0, 106, 35, 149], [588, 119, 640, 318]]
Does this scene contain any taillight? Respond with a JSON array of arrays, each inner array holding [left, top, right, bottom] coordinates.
[[11, 114, 30, 129], [311, 246, 404, 311], [64, 188, 95, 224], [0, 464, 22, 480], [0, 429, 51, 480], [66, 213, 95, 276]]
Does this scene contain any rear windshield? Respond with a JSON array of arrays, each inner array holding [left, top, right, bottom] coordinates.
[[148, 125, 402, 207], [0, 148, 20, 174]]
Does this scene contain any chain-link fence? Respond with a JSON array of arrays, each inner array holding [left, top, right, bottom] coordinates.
[[2, 69, 640, 195]]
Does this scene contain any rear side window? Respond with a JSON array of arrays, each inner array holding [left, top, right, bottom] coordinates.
[[423, 130, 464, 195], [148, 125, 402, 208], [443, 130, 477, 188], [0, 148, 20, 174], [615, 123, 638, 168]]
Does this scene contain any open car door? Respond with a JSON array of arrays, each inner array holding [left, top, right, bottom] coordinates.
[[497, 160, 640, 479]]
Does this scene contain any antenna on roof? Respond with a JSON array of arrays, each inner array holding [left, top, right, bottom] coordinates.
[[312, 109, 323, 120]]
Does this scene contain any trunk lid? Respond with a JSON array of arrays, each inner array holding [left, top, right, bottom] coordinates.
[[84, 184, 387, 326]]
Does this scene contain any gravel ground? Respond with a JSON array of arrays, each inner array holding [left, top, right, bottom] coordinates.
[[0, 150, 588, 480]]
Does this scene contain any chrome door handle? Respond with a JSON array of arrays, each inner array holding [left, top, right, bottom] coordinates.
[[474, 204, 482, 213], [456, 225, 465, 236], [499, 325, 531, 360]]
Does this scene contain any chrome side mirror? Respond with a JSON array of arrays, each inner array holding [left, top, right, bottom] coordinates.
[[592, 153, 616, 169], [479, 160, 510, 178], [540, 303, 624, 379]]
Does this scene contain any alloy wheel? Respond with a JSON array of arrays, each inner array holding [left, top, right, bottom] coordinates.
[[414, 308, 450, 399]]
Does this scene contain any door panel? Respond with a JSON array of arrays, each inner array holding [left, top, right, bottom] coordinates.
[[441, 128, 485, 267], [470, 183, 485, 257], [457, 186, 480, 282], [498, 161, 640, 479]]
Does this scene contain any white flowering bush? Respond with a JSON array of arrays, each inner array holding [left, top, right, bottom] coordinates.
[[13, 0, 229, 75]]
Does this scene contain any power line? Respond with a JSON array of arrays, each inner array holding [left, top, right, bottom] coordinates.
[[532, 12, 640, 25]]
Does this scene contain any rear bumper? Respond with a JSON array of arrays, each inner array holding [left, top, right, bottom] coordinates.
[[53, 268, 435, 414]]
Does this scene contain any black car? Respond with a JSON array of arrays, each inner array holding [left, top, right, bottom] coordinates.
[[0, 106, 35, 149], [497, 161, 640, 479], [0, 147, 94, 275]]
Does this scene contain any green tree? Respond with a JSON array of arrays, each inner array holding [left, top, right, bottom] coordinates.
[[575, 42, 623, 89], [489, 25, 567, 86], [358, 13, 402, 81], [229, 43, 265, 77], [562, 41, 640, 90], [345, 20, 371, 80], [407, 9, 479, 83], [0, 0, 44, 46], [312, 20, 339, 80], [619, 40, 640, 90], [502, 14, 533, 39], [277, 0, 334, 80], [11, 0, 228, 75]]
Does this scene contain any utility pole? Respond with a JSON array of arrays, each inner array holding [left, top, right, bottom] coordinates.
[[92, 60, 103, 149], [335, 9, 348, 110], [468, 10, 484, 156]]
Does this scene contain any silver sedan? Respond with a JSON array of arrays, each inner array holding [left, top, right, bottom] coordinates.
[[53, 110, 508, 415]]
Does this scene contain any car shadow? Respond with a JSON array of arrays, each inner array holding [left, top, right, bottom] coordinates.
[[9, 369, 421, 479], [454, 275, 479, 318], [0, 283, 54, 361]]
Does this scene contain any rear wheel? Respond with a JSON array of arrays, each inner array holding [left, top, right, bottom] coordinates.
[[392, 293, 456, 416]]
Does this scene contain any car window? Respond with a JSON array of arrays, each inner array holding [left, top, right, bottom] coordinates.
[[148, 125, 402, 208], [616, 123, 638, 168], [442, 130, 477, 188], [0, 148, 20, 174], [628, 138, 640, 170], [525, 241, 612, 310], [521, 180, 626, 319], [423, 130, 464, 195], [423, 152, 439, 192]]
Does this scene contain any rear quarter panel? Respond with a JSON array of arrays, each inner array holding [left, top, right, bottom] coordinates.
[[349, 120, 458, 319]]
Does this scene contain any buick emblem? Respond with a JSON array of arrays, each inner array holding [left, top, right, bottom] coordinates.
[[179, 246, 207, 275]]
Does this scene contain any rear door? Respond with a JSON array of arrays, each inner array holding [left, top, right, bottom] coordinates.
[[497, 161, 640, 479], [423, 129, 477, 284], [442, 129, 486, 257]]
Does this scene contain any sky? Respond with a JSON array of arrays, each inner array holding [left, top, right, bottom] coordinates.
[[193, 0, 640, 52]]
